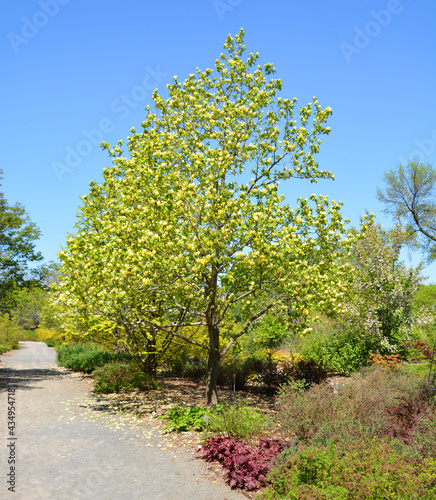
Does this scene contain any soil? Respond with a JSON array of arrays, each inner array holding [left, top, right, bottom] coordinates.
[[85, 375, 283, 456]]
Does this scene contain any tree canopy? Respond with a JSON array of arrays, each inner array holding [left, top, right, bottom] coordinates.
[[57, 30, 359, 404], [377, 160, 436, 261]]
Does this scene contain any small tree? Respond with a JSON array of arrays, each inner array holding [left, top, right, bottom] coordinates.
[[377, 160, 436, 260], [58, 30, 356, 404]]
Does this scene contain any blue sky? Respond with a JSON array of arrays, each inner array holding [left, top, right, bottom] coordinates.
[[1, 0, 435, 279]]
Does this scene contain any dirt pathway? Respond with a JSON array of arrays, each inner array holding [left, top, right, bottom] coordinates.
[[0, 342, 244, 500]]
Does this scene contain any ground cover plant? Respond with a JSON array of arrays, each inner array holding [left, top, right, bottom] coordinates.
[[160, 401, 271, 442], [274, 366, 428, 447], [0, 344, 11, 354], [206, 402, 272, 442], [159, 405, 219, 433], [259, 438, 436, 499], [199, 437, 286, 490], [257, 365, 436, 498]]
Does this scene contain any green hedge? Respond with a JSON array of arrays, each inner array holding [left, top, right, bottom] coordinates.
[[56, 343, 132, 373]]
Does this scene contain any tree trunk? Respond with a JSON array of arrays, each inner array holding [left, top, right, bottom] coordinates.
[[205, 324, 220, 405], [144, 342, 157, 377], [204, 271, 220, 405]]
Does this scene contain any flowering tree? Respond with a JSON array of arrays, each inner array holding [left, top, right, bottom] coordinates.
[[342, 223, 422, 353], [57, 30, 355, 404]]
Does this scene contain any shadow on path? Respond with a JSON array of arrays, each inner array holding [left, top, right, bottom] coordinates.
[[0, 367, 64, 393]]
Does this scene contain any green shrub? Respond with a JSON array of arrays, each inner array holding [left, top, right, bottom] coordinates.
[[162, 355, 206, 378], [0, 314, 23, 351], [218, 350, 329, 395], [247, 314, 289, 351], [92, 361, 161, 393], [281, 356, 329, 389], [259, 438, 436, 499], [207, 402, 271, 443], [56, 343, 133, 373], [159, 402, 270, 441], [181, 356, 206, 378], [56, 343, 115, 372], [0, 343, 14, 354], [159, 405, 219, 433], [45, 338, 58, 348], [298, 325, 371, 375], [247, 352, 290, 394], [217, 355, 263, 390]]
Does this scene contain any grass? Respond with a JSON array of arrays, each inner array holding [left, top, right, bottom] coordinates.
[[401, 361, 432, 379]]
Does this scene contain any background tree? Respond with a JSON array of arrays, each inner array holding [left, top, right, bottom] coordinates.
[[57, 30, 358, 404], [0, 170, 43, 312], [414, 283, 436, 310], [10, 286, 46, 331], [296, 221, 425, 375], [3, 262, 63, 338], [342, 222, 422, 353], [377, 160, 436, 260]]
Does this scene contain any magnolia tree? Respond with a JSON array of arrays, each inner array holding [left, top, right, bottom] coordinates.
[[57, 30, 356, 404]]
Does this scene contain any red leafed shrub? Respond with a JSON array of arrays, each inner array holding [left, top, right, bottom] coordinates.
[[401, 340, 433, 360], [198, 436, 286, 490], [385, 397, 429, 444]]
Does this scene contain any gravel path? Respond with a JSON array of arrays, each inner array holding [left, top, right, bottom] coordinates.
[[0, 342, 245, 500]]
